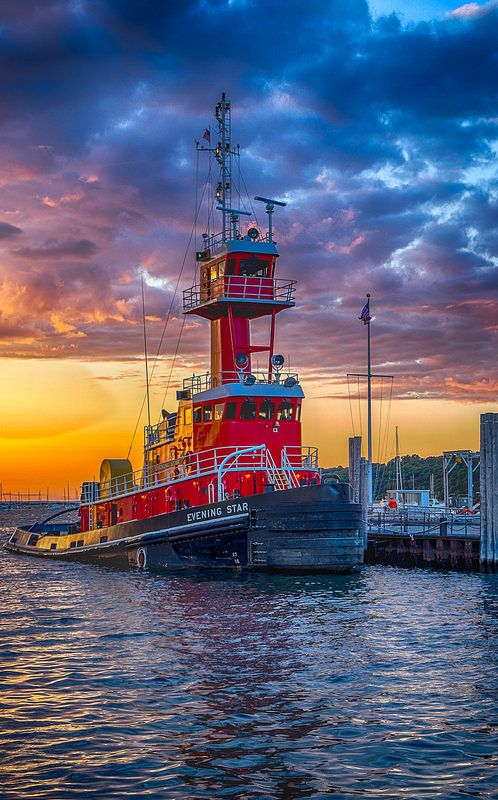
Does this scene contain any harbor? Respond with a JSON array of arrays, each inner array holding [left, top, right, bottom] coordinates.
[[1, 1, 498, 796]]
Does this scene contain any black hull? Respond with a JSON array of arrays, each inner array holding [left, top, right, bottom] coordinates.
[[5, 484, 363, 573]]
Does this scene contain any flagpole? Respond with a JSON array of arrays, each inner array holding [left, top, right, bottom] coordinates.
[[366, 293, 372, 507]]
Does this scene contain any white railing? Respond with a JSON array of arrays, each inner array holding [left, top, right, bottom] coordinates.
[[184, 371, 299, 394], [216, 444, 266, 501], [199, 230, 273, 256], [183, 276, 296, 311], [81, 443, 319, 506], [282, 446, 319, 470]]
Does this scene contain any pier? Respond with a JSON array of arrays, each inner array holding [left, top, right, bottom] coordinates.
[[356, 412, 498, 573]]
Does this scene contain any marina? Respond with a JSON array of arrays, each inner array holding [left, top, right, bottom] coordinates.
[[1, 1, 498, 799]]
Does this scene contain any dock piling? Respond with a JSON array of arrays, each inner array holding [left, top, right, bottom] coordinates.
[[348, 436, 361, 503], [480, 413, 498, 571]]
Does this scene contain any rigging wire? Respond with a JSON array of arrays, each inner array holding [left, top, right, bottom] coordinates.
[[357, 375, 363, 446], [141, 270, 151, 431], [347, 374, 356, 438], [126, 170, 211, 459], [376, 377, 394, 499], [239, 167, 259, 227], [373, 378, 383, 500]]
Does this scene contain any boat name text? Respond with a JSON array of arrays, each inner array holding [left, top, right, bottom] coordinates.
[[186, 502, 249, 522]]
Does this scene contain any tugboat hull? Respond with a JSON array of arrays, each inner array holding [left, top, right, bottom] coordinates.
[[5, 484, 363, 573]]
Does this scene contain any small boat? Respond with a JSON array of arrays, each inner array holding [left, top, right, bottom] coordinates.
[[5, 93, 363, 572]]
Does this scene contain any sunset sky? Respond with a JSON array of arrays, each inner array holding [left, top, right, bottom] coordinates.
[[1, 0, 498, 497]]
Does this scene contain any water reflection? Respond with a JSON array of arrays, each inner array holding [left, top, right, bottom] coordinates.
[[0, 550, 497, 799]]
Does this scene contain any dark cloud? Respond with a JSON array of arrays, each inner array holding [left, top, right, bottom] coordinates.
[[13, 239, 98, 259], [0, 221, 22, 238]]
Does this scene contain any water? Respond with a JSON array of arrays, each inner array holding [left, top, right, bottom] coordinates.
[[1, 546, 497, 800]]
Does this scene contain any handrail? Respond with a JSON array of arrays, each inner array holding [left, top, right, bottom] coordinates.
[[200, 230, 273, 255], [216, 444, 265, 501], [183, 276, 296, 311], [82, 443, 320, 506], [184, 370, 300, 394], [282, 446, 318, 470]]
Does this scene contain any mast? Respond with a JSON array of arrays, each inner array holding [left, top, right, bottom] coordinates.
[[367, 294, 372, 506], [215, 93, 231, 242]]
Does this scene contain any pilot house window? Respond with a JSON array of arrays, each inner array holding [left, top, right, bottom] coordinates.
[[240, 399, 257, 420], [259, 399, 275, 420], [225, 402, 237, 420], [239, 256, 268, 277], [277, 400, 294, 421]]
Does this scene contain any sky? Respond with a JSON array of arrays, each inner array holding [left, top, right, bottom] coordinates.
[[1, 0, 498, 496]]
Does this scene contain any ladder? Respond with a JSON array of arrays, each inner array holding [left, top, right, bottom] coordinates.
[[265, 449, 297, 491]]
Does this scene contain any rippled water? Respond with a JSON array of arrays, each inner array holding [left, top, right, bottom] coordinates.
[[1, 546, 497, 799]]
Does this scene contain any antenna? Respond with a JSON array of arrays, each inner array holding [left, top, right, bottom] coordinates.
[[254, 196, 287, 207], [216, 206, 251, 239], [254, 196, 287, 242]]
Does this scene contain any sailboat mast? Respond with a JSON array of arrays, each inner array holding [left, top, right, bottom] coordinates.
[[395, 425, 403, 497], [366, 294, 372, 506]]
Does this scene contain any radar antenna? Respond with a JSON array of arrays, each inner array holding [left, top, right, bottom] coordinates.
[[254, 196, 287, 243]]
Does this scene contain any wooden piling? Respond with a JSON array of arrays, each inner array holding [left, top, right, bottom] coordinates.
[[480, 413, 498, 571], [359, 457, 369, 549], [348, 436, 362, 503]]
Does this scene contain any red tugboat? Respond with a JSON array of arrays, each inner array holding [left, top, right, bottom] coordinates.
[[6, 94, 363, 572]]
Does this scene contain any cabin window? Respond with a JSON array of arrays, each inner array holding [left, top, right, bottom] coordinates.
[[77, 540, 84, 548], [259, 399, 275, 420], [277, 400, 294, 421], [50, 543, 57, 550], [225, 402, 237, 420], [70, 541, 77, 549], [193, 406, 202, 424], [241, 399, 257, 420], [100, 535, 108, 543], [215, 402, 224, 420], [203, 405, 213, 422], [239, 256, 268, 277], [226, 257, 236, 275], [184, 407, 192, 425]]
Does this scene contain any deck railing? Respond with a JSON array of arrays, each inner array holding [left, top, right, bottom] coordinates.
[[183, 370, 300, 394], [183, 276, 296, 311], [200, 230, 273, 256], [282, 446, 319, 470], [81, 444, 318, 505]]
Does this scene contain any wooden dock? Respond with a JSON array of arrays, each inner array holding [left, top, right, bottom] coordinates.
[[366, 531, 480, 572]]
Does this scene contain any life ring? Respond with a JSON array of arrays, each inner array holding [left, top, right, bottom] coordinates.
[[137, 547, 147, 569]]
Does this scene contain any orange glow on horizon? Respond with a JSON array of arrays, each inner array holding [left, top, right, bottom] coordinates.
[[1, 358, 495, 498]]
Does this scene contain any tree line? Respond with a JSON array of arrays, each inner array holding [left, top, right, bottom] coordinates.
[[323, 454, 479, 503]]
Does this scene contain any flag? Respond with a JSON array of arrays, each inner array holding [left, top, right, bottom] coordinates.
[[359, 298, 371, 325], [202, 128, 210, 143]]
